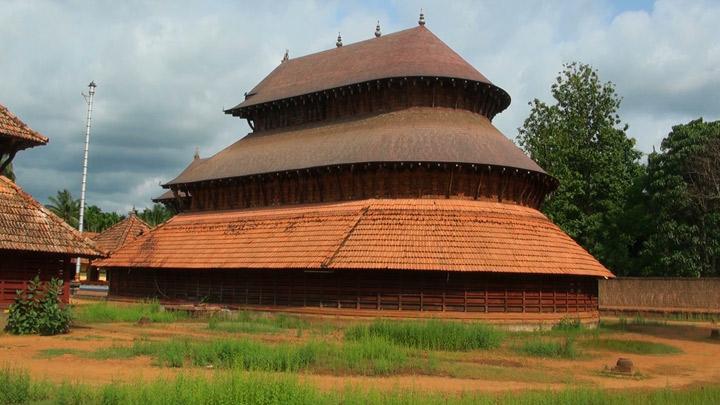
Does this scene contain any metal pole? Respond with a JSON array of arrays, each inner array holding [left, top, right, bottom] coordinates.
[[76, 81, 96, 279]]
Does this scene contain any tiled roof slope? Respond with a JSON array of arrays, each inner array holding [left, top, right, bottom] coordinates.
[[0, 176, 103, 257], [166, 107, 546, 185], [96, 199, 613, 278], [229, 26, 500, 111], [92, 213, 151, 254], [0, 104, 49, 147]]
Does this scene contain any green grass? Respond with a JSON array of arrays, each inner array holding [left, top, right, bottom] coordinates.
[[2, 368, 720, 404], [81, 336, 417, 376], [516, 336, 579, 359], [345, 319, 503, 351], [207, 311, 308, 334], [35, 348, 84, 359], [582, 338, 681, 355], [73, 301, 189, 324]]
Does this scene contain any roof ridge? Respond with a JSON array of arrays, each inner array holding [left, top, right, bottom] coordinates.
[[93, 213, 176, 267], [320, 202, 371, 268]]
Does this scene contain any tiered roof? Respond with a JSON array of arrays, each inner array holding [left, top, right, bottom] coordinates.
[[92, 213, 151, 254], [167, 107, 544, 185], [227, 26, 508, 114], [95, 198, 612, 278], [0, 175, 102, 257]]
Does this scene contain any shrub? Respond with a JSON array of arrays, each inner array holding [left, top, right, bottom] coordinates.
[[5, 276, 72, 336]]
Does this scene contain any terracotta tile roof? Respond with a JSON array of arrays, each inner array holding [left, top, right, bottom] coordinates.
[[166, 107, 546, 186], [91, 213, 151, 254], [95, 199, 613, 278], [228, 26, 505, 112], [0, 176, 103, 257], [152, 189, 187, 202], [0, 104, 49, 148]]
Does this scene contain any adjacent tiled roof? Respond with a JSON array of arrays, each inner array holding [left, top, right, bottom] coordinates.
[[228, 26, 506, 112], [95, 198, 613, 278], [0, 104, 49, 149], [152, 189, 185, 202], [91, 213, 151, 254], [0, 176, 103, 257], [166, 107, 546, 185]]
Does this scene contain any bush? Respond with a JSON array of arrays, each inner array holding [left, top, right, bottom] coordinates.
[[5, 276, 72, 336]]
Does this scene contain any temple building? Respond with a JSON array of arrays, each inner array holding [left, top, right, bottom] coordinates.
[[0, 104, 102, 307], [82, 213, 151, 282], [97, 21, 613, 321]]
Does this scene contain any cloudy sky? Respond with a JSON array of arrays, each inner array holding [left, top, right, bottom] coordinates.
[[2, 0, 718, 213]]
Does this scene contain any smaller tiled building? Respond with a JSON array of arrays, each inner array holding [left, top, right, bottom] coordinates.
[[84, 214, 151, 281], [0, 104, 102, 306]]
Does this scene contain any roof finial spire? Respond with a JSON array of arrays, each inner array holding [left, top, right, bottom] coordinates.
[[375, 21, 381, 38], [418, 9, 426, 26], [281, 49, 289, 63], [336, 32, 342, 47], [194, 146, 200, 160]]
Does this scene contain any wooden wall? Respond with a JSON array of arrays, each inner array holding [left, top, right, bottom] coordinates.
[[0, 251, 74, 307], [181, 163, 554, 212], [108, 268, 598, 314], [242, 78, 507, 132]]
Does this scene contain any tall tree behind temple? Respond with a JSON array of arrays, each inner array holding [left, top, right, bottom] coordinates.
[[641, 119, 720, 277], [46, 190, 123, 233], [517, 63, 643, 273], [47, 189, 79, 228], [138, 203, 173, 227]]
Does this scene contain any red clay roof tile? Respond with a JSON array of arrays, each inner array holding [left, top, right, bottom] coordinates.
[[96, 198, 613, 278], [0, 176, 103, 257], [0, 104, 49, 148], [92, 213, 151, 254]]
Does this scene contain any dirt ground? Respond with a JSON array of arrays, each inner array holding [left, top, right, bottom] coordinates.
[[1, 313, 719, 394]]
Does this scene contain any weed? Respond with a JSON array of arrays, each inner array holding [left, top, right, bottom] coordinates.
[[345, 319, 503, 351], [73, 300, 188, 324], [517, 336, 579, 359]]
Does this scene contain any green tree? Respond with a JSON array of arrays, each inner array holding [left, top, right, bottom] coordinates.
[[46, 189, 79, 228], [84, 205, 123, 233], [46, 190, 123, 233], [641, 119, 720, 277], [517, 63, 643, 273], [138, 203, 173, 226]]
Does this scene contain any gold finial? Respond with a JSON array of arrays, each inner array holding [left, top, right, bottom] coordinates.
[[281, 49, 289, 63], [375, 21, 381, 37], [336, 32, 343, 47], [419, 9, 426, 26]]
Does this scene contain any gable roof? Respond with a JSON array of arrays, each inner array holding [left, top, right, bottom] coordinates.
[[92, 213, 151, 254], [0, 176, 102, 257], [166, 107, 546, 186], [95, 198, 613, 279], [227, 26, 508, 113], [0, 104, 49, 150]]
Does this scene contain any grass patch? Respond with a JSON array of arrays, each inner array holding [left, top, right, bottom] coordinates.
[[582, 338, 681, 355], [516, 336, 579, 359], [207, 311, 308, 335], [83, 336, 422, 376], [35, 348, 84, 359], [73, 301, 188, 324], [2, 368, 720, 404], [345, 319, 503, 351]]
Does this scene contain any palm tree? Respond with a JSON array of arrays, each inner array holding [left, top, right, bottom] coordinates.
[[47, 189, 79, 227]]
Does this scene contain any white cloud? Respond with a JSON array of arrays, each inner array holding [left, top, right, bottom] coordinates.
[[1, 0, 718, 212]]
